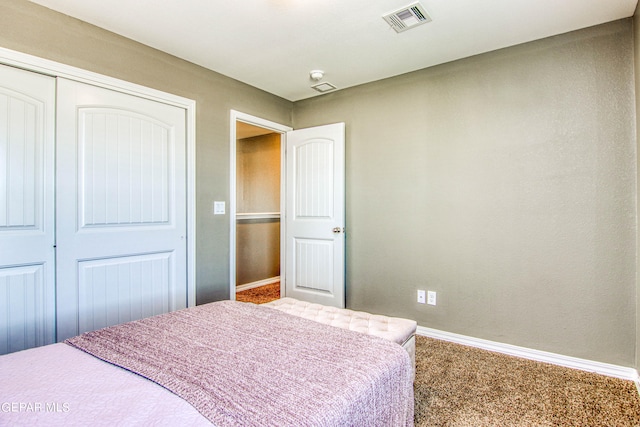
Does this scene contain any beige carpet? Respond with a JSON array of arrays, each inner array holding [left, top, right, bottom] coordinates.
[[414, 335, 640, 426], [236, 282, 280, 304]]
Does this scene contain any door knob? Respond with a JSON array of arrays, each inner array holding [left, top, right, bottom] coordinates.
[[333, 227, 343, 233]]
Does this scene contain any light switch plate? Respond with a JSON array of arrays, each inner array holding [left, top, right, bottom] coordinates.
[[213, 201, 225, 215], [417, 290, 426, 304]]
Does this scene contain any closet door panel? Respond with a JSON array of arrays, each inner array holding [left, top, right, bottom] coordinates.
[[77, 252, 173, 333], [79, 109, 171, 226], [0, 64, 56, 354], [56, 78, 187, 341], [0, 265, 50, 354]]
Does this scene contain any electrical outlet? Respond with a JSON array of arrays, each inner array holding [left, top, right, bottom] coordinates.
[[417, 290, 426, 304], [427, 291, 437, 305]]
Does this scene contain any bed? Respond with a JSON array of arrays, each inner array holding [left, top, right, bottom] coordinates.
[[0, 300, 414, 426]]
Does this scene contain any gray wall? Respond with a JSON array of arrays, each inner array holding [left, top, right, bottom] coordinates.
[[294, 20, 636, 366], [0, 0, 293, 304]]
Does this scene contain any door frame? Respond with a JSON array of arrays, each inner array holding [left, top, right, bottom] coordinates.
[[229, 110, 292, 300], [0, 46, 198, 307]]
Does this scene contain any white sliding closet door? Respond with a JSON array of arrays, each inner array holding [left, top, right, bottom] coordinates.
[[0, 64, 56, 354], [56, 79, 187, 341]]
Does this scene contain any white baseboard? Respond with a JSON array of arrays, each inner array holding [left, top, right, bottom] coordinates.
[[417, 326, 639, 382], [236, 276, 280, 292]]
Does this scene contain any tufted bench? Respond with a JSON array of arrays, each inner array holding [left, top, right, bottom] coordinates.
[[263, 297, 417, 379]]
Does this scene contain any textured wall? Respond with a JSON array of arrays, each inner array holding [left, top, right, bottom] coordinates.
[[0, 0, 293, 304], [236, 220, 280, 286], [294, 20, 636, 366], [237, 134, 281, 214]]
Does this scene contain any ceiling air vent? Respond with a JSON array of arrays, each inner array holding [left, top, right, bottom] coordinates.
[[311, 82, 337, 93], [383, 2, 431, 33]]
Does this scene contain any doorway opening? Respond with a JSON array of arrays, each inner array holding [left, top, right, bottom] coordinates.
[[229, 111, 292, 304]]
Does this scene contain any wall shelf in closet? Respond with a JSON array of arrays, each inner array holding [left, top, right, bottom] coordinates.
[[236, 212, 281, 220]]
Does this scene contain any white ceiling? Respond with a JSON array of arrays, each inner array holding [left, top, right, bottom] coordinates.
[[29, 0, 638, 101]]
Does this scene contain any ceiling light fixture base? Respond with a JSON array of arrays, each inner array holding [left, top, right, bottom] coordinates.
[[309, 70, 325, 81]]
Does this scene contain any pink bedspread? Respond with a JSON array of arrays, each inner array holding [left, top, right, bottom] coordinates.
[[66, 300, 414, 426], [0, 343, 211, 426]]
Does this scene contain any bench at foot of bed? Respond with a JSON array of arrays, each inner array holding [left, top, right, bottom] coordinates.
[[263, 297, 417, 379]]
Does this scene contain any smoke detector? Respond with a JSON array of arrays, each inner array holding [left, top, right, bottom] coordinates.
[[310, 70, 324, 81], [383, 1, 431, 33]]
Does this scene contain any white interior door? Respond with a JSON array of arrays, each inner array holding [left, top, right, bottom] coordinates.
[[0, 65, 56, 354], [55, 78, 187, 341], [285, 123, 345, 308]]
